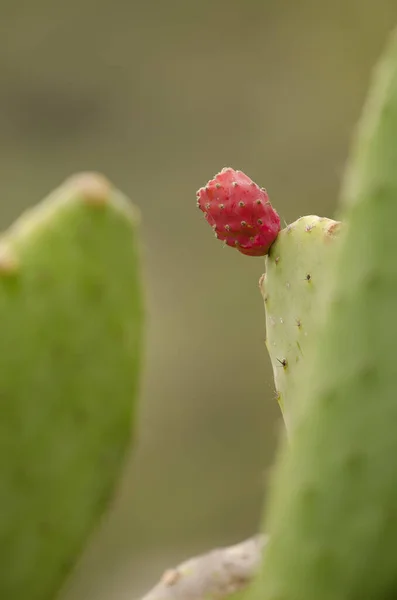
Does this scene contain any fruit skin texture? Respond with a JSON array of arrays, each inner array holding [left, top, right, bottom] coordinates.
[[0, 173, 144, 600], [251, 26, 397, 600], [196, 167, 281, 256], [261, 215, 342, 432]]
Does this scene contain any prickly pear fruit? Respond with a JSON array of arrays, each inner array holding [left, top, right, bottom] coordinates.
[[261, 215, 342, 431], [252, 26, 397, 600], [0, 173, 143, 600], [196, 168, 281, 256]]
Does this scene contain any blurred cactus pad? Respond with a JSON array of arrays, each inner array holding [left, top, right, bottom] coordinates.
[[0, 173, 144, 599], [253, 24, 397, 600]]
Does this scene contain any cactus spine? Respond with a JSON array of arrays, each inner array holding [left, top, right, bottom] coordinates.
[[252, 26, 397, 600], [0, 173, 144, 600]]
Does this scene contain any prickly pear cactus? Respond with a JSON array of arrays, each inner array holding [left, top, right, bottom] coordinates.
[[0, 173, 143, 600], [261, 215, 342, 431], [196, 168, 343, 430], [252, 26, 397, 600]]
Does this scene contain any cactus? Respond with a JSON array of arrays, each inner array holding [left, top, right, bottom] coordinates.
[[261, 215, 342, 431], [250, 24, 397, 600], [166, 18, 397, 600], [0, 173, 143, 600], [197, 168, 342, 431]]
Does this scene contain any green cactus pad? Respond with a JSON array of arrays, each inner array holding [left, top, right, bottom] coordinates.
[[0, 173, 144, 600], [261, 215, 342, 430], [253, 27, 397, 600]]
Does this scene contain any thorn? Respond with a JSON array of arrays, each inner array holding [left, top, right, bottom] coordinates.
[[255, 199, 262, 205], [306, 273, 311, 281], [215, 183, 221, 189], [239, 201, 245, 207], [275, 256, 280, 264], [250, 182, 256, 187], [276, 357, 288, 368], [212, 224, 216, 231], [232, 182, 239, 187], [219, 203, 224, 209], [205, 203, 210, 209], [241, 220, 247, 227], [225, 224, 231, 231], [257, 218, 263, 225], [295, 318, 302, 328]]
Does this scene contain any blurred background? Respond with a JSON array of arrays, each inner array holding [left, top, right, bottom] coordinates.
[[1, 1, 396, 598]]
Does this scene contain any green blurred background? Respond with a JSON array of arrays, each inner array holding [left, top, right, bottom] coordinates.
[[1, 1, 396, 598]]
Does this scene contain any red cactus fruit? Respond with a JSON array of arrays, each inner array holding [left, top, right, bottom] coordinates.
[[196, 167, 281, 256]]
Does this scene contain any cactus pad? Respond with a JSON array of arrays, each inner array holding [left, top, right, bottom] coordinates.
[[253, 26, 397, 600], [0, 173, 143, 600], [260, 215, 342, 430]]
